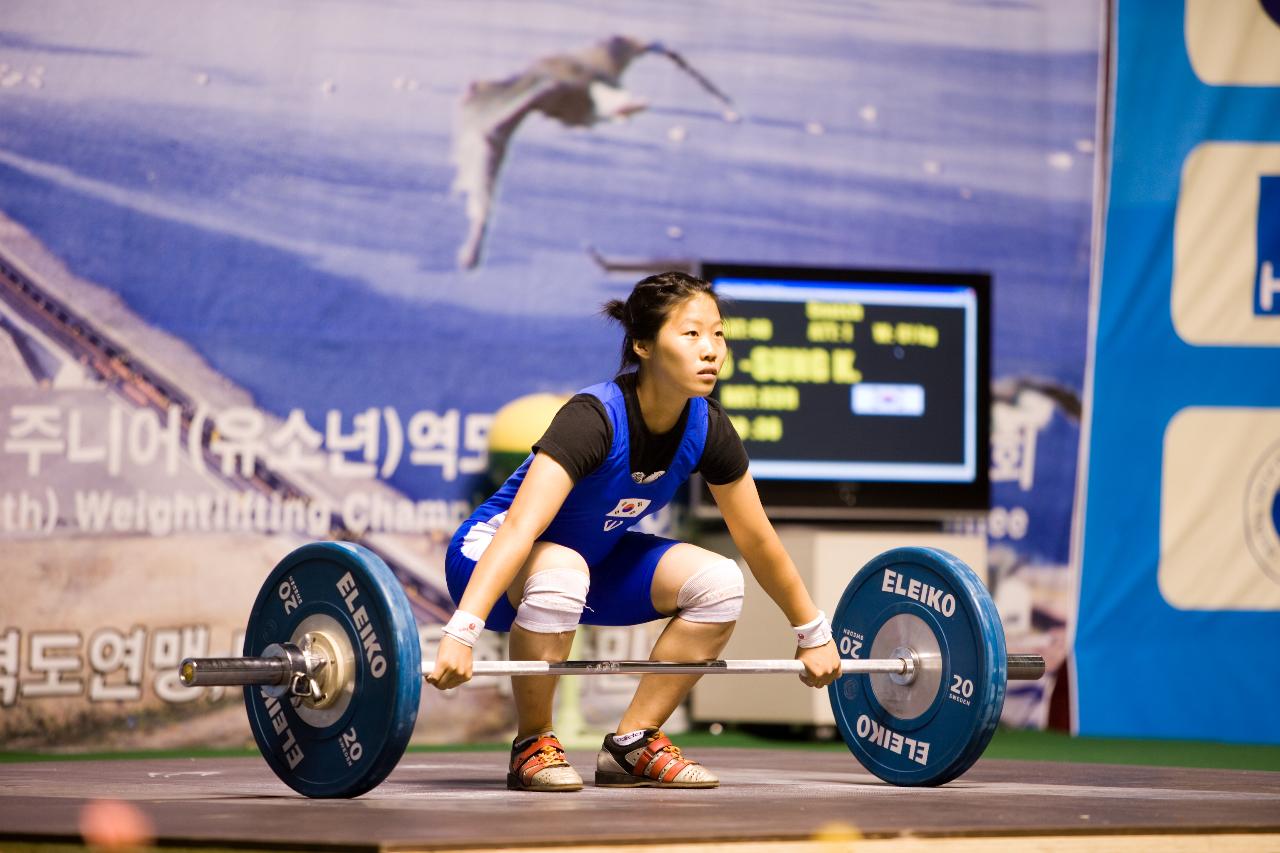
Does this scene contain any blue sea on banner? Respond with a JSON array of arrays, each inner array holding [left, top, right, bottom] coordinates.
[[0, 2, 1098, 503]]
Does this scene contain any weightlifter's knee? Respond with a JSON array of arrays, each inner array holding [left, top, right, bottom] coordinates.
[[514, 568, 590, 633], [675, 559, 744, 624]]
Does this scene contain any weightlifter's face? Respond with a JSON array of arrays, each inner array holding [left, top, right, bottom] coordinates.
[[637, 293, 726, 398]]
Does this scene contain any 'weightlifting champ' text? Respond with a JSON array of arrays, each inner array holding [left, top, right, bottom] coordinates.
[[53, 489, 471, 537]]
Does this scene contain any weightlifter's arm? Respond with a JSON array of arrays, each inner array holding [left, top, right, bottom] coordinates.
[[428, 453, 575, 690], [708, 472, 841, 688]]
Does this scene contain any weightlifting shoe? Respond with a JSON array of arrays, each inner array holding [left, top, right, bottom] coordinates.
[[507, 732, 583, 792], [595, 728, 719, 788]]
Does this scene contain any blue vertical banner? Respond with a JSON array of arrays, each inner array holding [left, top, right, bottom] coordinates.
[[1077, 0, 1280, 743]]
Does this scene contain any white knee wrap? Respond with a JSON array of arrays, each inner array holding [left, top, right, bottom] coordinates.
[[675, 559, 744, 624], [514, 568, 590, 633]]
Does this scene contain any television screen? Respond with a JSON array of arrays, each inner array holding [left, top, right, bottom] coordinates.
[[694, 262, 990, 520]]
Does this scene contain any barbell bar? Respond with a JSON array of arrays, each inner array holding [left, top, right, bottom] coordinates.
[[183, 652, 1046, 684], [182, 540, 1046, 798], [473, 655, 1044, 679]]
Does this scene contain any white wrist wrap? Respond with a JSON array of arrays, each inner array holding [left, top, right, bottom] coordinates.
[[442, 610, 485, 647], [793, 611, 832, 649]]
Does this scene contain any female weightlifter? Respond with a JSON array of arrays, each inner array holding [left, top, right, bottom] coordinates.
[[428, 270, 841, 791]]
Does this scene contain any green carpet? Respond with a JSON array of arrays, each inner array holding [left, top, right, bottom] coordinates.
[[668, 726, 1280, 772], [983, 726, 1280, 771], [4, 727, 1279, 772]]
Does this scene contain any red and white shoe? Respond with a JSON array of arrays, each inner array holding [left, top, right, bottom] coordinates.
[[507, 732, 583, 792], [595, 728, 719, 788]]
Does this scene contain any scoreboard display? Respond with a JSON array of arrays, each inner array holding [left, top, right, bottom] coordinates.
[[698, 263, 990, 520]]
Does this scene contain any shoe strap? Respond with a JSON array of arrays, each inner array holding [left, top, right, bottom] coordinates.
[[512, 734, 569, 783], [636, 732, 697, 782]]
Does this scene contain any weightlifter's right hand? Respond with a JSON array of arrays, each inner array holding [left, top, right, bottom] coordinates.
[[427, 635, 474, 690]]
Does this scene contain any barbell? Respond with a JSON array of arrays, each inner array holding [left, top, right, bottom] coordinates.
[[179, 541, 1044, 798]]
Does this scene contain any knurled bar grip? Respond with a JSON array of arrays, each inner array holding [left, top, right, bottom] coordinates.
[[181, 653, 1045, 686]]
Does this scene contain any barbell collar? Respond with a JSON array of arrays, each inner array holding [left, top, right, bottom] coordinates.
[[180, 655, 294, 687], [181, 641, 326, 693]]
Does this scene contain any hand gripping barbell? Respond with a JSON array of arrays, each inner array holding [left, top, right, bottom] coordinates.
[[179, 541, 1044, 797]]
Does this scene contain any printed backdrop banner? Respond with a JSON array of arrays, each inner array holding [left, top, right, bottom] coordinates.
[[0, 1, 1100, 748], [1076, 0, 1280, 743]]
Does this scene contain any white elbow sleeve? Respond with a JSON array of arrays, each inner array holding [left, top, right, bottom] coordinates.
[[675, 559, 744, 624], [514, 568, 590, 633]]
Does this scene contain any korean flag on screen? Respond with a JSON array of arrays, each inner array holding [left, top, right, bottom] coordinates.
[[852, 383, 925, 417]]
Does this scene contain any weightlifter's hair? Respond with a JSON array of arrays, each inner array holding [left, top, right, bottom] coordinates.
[[601, 271, 721, 371]]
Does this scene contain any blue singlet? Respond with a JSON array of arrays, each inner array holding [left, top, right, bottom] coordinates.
[[446, 380, 709, 631]]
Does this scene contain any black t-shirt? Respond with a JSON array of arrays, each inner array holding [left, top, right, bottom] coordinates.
[[532, 373, 749, 486]]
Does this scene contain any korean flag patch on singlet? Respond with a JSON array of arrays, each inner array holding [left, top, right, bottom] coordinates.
[[603, 498, 652, 531]]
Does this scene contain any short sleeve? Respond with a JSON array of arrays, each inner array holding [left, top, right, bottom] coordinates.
[[696, 397, 750, 485], [531, 394, 613, 482]]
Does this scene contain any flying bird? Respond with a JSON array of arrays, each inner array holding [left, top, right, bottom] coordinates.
[[451, 36, 733, 269]]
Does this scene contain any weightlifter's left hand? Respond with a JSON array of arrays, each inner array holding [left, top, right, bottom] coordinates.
[[796, 640, 840, 688]]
